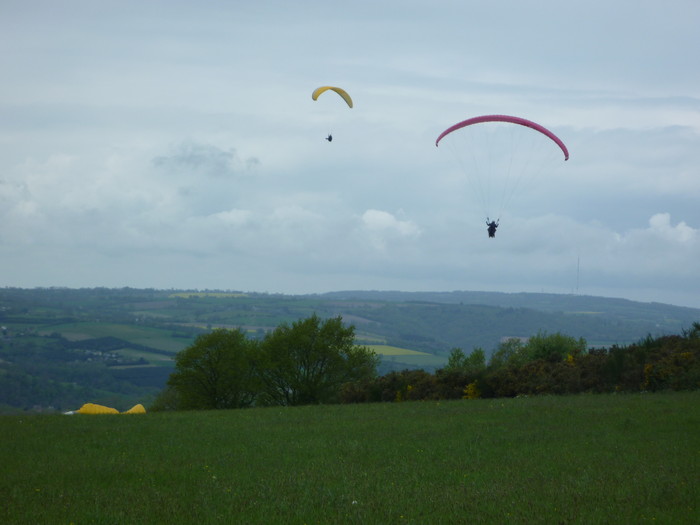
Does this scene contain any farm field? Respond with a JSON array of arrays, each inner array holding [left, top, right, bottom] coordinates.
[[39, 322, 194, 353], [366, 344, 431, 356], [2, 392, 698, 524], [367, 344, 447, 371]]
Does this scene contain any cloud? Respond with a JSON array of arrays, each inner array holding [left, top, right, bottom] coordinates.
[[361, 209, 421, 236], [152, 141, 259, 179], [357, 209, 421, 252], [607, 213, 699, 278], [644, 213, 696, 243]]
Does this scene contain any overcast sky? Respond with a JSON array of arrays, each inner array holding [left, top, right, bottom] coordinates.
[[2, 1, 699, 308]]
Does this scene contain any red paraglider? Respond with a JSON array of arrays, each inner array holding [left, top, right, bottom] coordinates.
[[435, 114, 569, 161], [435, 114, 569, 236]]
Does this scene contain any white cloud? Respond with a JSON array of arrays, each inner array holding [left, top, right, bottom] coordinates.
[[645, 213, 696, 243], [361, 209, 421, 236], [359, 209, 421, 252]]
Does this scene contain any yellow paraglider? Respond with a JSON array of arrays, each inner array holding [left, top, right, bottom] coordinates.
[[311, 86, 353, 108]]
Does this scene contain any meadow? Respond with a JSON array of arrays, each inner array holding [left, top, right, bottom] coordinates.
[[2, 392, 698, 524]]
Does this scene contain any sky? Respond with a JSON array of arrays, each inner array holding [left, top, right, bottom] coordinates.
[[1, 1, 699, 308]]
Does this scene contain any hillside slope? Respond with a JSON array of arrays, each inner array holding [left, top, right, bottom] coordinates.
[[1, 287, 698, 412]]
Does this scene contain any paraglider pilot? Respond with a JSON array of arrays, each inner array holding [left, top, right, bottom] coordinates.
[[486, 218, 499, 238], [325, 134, 333, 142]]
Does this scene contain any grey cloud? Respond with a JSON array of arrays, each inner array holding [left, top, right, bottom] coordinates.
[[152, 142, 259, 179]]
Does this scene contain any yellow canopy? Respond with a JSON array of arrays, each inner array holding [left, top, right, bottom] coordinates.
[[311, 86, 353, 108], [75, 402, 147, 414], [123, 404, 147, 414], [77, 403, 119, 415]]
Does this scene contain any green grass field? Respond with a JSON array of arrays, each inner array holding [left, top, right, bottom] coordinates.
[[366, 344, 432, 356], [41, 322, 192, 352], [2, 392, 698, 524]]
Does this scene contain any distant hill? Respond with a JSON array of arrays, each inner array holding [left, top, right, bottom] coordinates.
[[320, 289, 697, 318], [1, 287, 698, 412], [314, 290, 700, 355]]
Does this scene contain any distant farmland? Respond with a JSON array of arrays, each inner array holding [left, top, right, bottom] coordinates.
[[366, 344, 431, 356], [168, 292, 249, 298], [367, 344, 447, 370], [40, 322, 193, 353]]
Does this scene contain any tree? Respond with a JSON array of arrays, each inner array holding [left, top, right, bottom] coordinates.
[[167, 328, 259, 410], [488, 338, 527, 369], [435, 348, 487, 400], [524, 331, 587, 363], [256, 314, 379, 406], [444, 347, 486, 374], [489, 333, 586, 370]]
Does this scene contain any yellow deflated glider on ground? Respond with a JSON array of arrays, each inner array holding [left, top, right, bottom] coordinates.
[[74, 403, 146, 414], [77, 403, 119, 414], [123, 403, 146, 414]]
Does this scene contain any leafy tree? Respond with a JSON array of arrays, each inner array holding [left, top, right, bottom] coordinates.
[[489, 333, 586, 370], [167, 328, 259, 410], [256, 314, 379, 406], [488, 338, 527, 369], [444, 347, 486, 374], [524, 331, 587, 363]]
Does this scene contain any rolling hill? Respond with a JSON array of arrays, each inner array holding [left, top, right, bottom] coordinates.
[[1, 287, 698, 412]]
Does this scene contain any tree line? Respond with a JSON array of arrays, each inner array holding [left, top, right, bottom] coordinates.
[[153, 315, 700, 411]]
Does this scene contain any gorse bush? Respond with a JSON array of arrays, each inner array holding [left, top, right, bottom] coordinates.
[[337, 326, 700, 404]]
